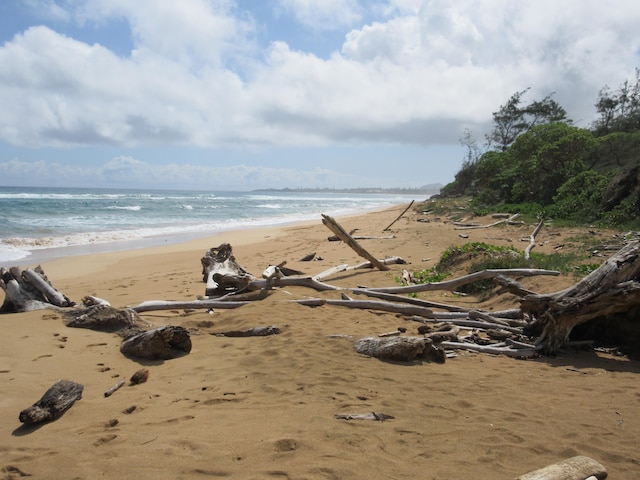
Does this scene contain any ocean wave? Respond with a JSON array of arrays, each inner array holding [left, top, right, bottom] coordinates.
[[106, 205, 142, 211]]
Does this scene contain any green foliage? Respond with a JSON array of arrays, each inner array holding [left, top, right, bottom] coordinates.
[[437, 242, 520, 271], [598, 193, 640, 229], [548, 170, 612, 221], [410, 268, 449, 284], [445, 75, 640, 227]]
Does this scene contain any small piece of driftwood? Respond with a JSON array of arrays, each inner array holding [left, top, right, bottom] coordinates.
[[454, 213, 520, 230], [334, 412, 395, 421], [383, 200, 414, 231], [104, 380, 125, 397], [524, 217, 545, 260], [19, 380, 84, 424], [211, 326, 281, 337], [515, 455, 607, 480]]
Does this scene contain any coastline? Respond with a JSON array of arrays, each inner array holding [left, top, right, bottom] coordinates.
[[2, 204, 639, 479]]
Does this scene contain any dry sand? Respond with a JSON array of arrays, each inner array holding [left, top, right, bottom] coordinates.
[[1, 205, 639, 479]]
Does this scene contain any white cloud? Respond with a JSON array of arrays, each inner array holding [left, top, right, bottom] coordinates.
[[1, 0, 640, 153], [0, 155, 356, 189], [275, 0, 363, 30]]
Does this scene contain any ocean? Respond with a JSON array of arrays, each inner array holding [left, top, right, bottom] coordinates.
[[0, 186, 422, 267]]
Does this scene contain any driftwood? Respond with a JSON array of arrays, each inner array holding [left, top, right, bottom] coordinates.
[[120, 325, 192, 360], [522, 240, 640, 355], [439, 341, 537, 358], [104, 380, 125, 397], [454, 213, 520, 230], [130, 299, 251, 312], [201, 243, 255, 296], [515, 455, 607, 480], [524, 218, 545, 260], [64, 304, 148, 335], [334, 412, 395, 421], [383, 200, 414, 231], [1, 266, 74, 313], [354, 336, 446, 363], [328, 234, 395, 241], [321, 214, 389, 271], [365, 268, 559, 294], [19, 380, 83, 424], [211, 326, 281, 337]]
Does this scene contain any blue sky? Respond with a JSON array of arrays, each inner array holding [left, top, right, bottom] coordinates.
[[0, 0, 639, 191]]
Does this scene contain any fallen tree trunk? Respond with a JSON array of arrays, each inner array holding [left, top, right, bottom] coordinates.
[[19, 380, 83, 424], [521, 240, 640, 355]]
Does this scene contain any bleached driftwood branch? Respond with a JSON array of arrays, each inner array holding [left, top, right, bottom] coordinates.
[[364, 268, 559, 294], [454, 213, 520, 230]]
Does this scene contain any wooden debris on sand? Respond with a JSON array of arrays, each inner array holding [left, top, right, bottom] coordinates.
[[19, 380, 83, 424]]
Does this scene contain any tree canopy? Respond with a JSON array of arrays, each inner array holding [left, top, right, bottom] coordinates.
[[442, 74, 640, 228]]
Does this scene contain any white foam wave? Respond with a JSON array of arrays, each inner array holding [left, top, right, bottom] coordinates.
[[106, 205, 142, 211]]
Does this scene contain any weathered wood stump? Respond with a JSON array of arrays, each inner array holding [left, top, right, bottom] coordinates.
[[120, 325, 192, 360], [1, 266, 74, 313], [522, 240, 640, 355], [19, 380, 83, 424], [201, 243, 255, 296], [354, 336, 445, 363]]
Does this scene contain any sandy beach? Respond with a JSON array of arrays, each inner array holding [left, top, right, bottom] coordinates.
[[1, 204, 639, 479]]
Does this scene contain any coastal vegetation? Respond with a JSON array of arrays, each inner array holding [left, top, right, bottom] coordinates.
[[440, 69, 640, 229]]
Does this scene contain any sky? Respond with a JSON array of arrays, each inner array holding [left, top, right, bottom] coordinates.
[[0, 0, 639, 191]]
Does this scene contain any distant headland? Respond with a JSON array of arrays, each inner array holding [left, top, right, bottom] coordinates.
[[253, 184, 442, 196]]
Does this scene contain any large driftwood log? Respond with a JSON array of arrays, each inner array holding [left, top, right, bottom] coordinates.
[[120, 325, 192, 360], [201, 243, 255, 296], [522, 240, 640, 355], [1, 266, 74, 313], [19, 380, 83, 424], [515, 455, 607, 480]]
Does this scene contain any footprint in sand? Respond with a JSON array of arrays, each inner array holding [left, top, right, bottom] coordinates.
[[93, 434, 118, 446], [274, 438, 298, 452]]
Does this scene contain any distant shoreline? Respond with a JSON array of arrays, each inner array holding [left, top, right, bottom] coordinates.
[[253, 185, 442, 195]]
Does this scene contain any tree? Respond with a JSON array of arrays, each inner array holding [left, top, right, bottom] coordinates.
[[593, 69, 640, 135], [486, 89, 570, 151]]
